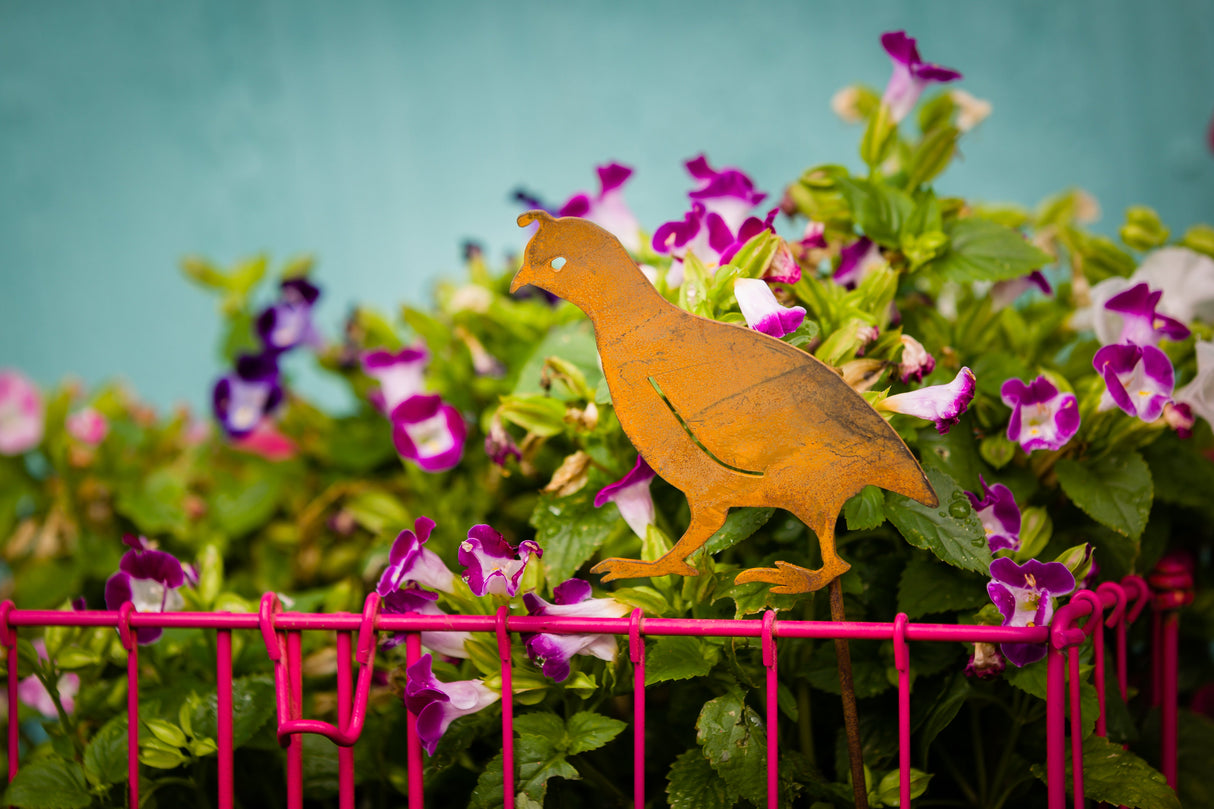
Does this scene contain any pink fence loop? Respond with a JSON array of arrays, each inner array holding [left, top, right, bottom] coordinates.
[[356, 592, 383, 664], [259, 591, 284, 662], [1121, 575, 1151, 623], [892, 613, 910, 674], [628, 608, 645, 664], [1096, 582, 1128, 627], [1149, 557, 1195, 611], [495, 604, 512, 663], [1070, 590, 1105, 639], [0, 601, 16, 649], [117, 601, 137, 651], [1050, 597, 1094, 651], [761, 610, 777, 669]]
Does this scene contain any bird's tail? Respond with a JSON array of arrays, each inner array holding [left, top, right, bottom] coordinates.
[[874, 460, 938, 508]]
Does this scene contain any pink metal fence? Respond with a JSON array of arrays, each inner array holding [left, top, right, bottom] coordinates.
[[1, 565, 1192, 808]]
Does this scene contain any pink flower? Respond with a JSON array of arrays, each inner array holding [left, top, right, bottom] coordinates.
[[898, 335, 936, 384], [404, 654, 499, 755], [880, 31, 962, 123], [0, 370, 44, 455], [361, 345, 429, 414], [733, 278, 807, 339], [1000, 376, 1080, 452], [966, 476, 1021, 553], [458, 525, 542, 597], [559, 163, 642, 253], [232, 419, 296, 461], [523, 579, 629, 682], [66, 407, 108, 446], [1093, 344, 1174, 422], [876, 368, 976, 434], [834, 238, 885, 289], [390, 394, 467, 473], [987, 557, 1075, 667], [593, 456, 656, 538]]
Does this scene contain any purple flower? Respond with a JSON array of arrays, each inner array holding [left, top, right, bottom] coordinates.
[[1163, 402, 1195, 439], [987, 557, 1075, 667], [684, 154, 767, 233], [17, 640, 80, 717], [0, 369, 44, 455], [1000, 376, 1080, 452], [485, 415, 522, 466], [876, 367, 975, 434], [458, 525, 542, 597], [1093, 344, 1174, 422], [558, 162, 642, 253], [718, 207, 777, 266], [964, 642, 1006, 680], [381, 586, 471, 659], [1133, 247, 1214, 326], [66, 407, 108, 446], [377, 516, 455, 595], [593, 456, 656, 538], [880, 31, 962, 123], [966, 476, 1021, 553], [835, 237, 884, 289], [898, 335, 936, 384], [104, 534, 188, 645], [1175, 340, 1214, 428], [653, 202, 734, 285], [256, 278, 322, 353], [404, 654, 499, 755], [390, 394, 467, 473], [522, 579, 630, 682], [990, 271, 1052, 311], [361, 345, 429, 414], [1103, 283, 1190, 347], [733, 278, 807, 339], [212, 352, 283, 438]]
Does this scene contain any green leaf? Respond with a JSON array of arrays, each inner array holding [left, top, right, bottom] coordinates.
[[697, 692, 768, 806], [3, 757, 91, 809], [320, 414, 396, 473], [115, 467, 189, 537], [609, 585, 670, 616], [905, 125, 959, 189], [667, 748, 738, 809], [1055, 452, 1152, 540], [1030, 735, 1179, 809], [843, 486, 886, 532], [1008, 660, 1099, 739], [837, 177, 914, 247], [343, 487, 410, 535], [190, 676, 276, 749], [530, 483, 619, 585], [702, 507, 775, 556], [513, 321, 603, 399], [874, 768, 932, 805], [1143, 437, 1214, 519], [83, 715, 128, 787], [565, 711, 626, 755], [211, 461, 289, 538], [645, 636, 720, 685], [886, 468, 992, 574], [512, 712, 565, 743], [859, 103, 898, 169], [917, 672, 970, 757], [916, 419, 983, 493], [498, 395, 567, 437], [896, 555, 989, 618], [930, 218, 1052, 283]]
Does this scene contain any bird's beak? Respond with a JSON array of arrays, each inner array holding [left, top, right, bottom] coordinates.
[[509, 264, 532, 295]]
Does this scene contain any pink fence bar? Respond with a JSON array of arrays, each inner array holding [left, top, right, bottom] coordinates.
[[0, 569, 1190, 809]]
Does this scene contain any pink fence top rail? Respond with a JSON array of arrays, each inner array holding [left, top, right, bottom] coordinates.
[[0, 569, 1186, 809]]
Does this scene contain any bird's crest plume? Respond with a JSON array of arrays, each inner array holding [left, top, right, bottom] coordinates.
[[517, 210, 555, 229]]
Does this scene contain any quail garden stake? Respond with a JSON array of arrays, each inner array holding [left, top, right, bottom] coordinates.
[[511, 212, 940, 807]]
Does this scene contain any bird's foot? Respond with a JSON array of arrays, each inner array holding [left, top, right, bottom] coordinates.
[[590, 556, 698, 583], [733, 559, 851, 595]]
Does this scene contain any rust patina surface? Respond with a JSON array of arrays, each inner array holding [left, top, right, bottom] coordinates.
[[511, 211, 938, 594]]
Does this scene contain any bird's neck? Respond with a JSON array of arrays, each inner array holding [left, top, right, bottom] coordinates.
[[576, 260, 669, 328]]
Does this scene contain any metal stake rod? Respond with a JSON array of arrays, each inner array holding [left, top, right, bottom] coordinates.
[[830, 578, 868, 809]]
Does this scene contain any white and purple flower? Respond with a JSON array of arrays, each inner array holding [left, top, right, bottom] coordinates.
[[966, 476, 1021, 553], [377, 516, 456, 595], [1092, 344, 1174, 422], [898, 335, 936, 384], [834, 237, 885, 289], [361, 345, 430, 414], [256, 278, 322, 353], [733, 278, 807, 339], [522, 578, 630, 682], [1102, 283, 1190, 348], [458, 525, 542, 598], [0, 369, 44, 455], [17, 639, 80, 717], [404, 654, 499, 755], [380, 586, 471, 659], [1000, 376, 1080, 452], [653, 202, 734, 284], [1127, 247, 1214, 327], [103, 534, 188, 645], [879, 30, 962, 124], [212, 352, 284, 438], [593, 456, 657, 539], [964, 642, 1006, 680], [1175, 340, 1214, 428], [558, 162, 643, 253], [391, 394, 467, 473], [986, 557, 1076, 667], [990, 271, 1052, 311], [683, 154, 767, 233], [876, 367, 976, 434]]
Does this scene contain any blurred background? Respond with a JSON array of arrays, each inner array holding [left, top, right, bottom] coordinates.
[[2, 0, 1212, 412]]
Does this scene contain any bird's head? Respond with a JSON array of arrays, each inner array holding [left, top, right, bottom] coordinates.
[[510, 210, 625, 302]]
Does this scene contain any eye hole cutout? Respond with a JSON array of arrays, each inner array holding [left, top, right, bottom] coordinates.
[[550, 257, 567, 271]]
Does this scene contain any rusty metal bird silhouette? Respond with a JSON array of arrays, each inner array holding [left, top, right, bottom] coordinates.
[[510, 211, 938, 594]]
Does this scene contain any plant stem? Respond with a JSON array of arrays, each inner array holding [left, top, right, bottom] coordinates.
[[987, 690, 1027, 809], [969, 702, 988, 804]]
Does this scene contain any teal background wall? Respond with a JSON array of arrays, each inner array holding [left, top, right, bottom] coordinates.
[[2, 0, 1212, 411]]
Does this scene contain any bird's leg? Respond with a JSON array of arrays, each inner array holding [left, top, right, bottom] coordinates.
[[591, 504, 728, 583], [732, 511, 850, 594]]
